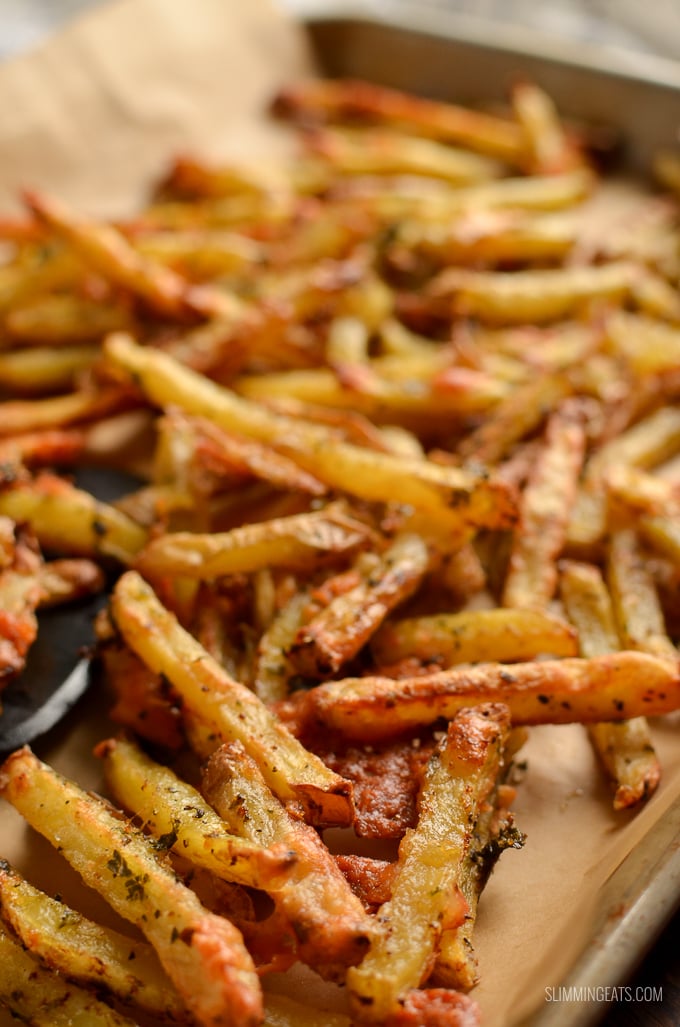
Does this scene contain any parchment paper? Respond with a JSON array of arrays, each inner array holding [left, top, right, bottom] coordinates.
[[0, 2, 679, 1025]]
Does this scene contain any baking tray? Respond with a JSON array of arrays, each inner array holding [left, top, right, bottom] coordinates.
[[289, 3, 680, 1025]]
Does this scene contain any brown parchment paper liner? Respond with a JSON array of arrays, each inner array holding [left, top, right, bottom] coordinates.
[[0, 2, 679, 1025]]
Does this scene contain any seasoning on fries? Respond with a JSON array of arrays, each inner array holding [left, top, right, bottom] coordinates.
[[0, 70, 678, 1027]]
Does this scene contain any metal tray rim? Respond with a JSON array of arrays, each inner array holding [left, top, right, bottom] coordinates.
[[288, 0, 680, 93]]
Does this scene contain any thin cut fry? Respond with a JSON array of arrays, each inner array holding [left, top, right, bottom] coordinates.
[[346, 704, 509, 1021], [0, 919, 139, 1026], [135, 505, 370, 579], [560, 559, 661, 810], [111, 570, 354, 826], [299, 651, 680, 741], [202, 741, 373, 982], [371, 607, 578, 667], [0, 860, 186, 1023], [0, 747, 263, 1027], [290, 533, 429, 675], [98, 735, 298, 890], [502, 401, 585, 610]]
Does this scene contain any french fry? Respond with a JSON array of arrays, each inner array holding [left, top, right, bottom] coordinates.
[[0, 472, 147, 563], [0, 386, 128, 436], [502, 401, 585, 609], [164, 410, 327, 496], [290, 533, 429, 676], [605, 464, 680, 564], [5, 293, 132, 343], [272, 78, 527, 163], [0, 345, 98, 394], [433, 779, 522, 992], [568, 404, 680, 551], [202, 741, 374, 982], [253, 588, 310, 702], [330, 168, 593, 222], [105, 332, 516, 533], [428, 262, 637, 325], [0, 918, 140, 1027], [560, 559, 661, 809], [98, 735, 298, 890], [604, 310, 680, 376], [511, 80, 583, 174], [304, 127, 504, 184], [346, 704, 509, 1022], [371, 607, 578, 667], [393, 209, 576, 267], [111, 570, 354, 826], [0, 747, 263, 1027], [300, 651, 680, 742], [135, 504, 370, 579], [607, 529, 677, 660], [457, 372, 571, 466], [25, 190, 243, 322], [0, 860, 187, 1023]]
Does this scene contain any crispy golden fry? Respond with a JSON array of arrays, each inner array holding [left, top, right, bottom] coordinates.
[[291, 534, 429, 676], [0, 747, 262, 1027], [98, 735, 298, 890], [332, 168, 593, 223], [502, 402, 585, 609], [304, 126, 504, 184], [235, 363, 508, 421], [511, 80, 583, 174], [346, 704, 510, 1022], [202, 741, 373, 982], [0, 472, 147, 562], [607, 529, 677, 660], [254, 589, 310, 703], [25, 190, 242, 321], [0, 246, 81, 316], [560, 559, 661, 810], [0, 860, 187, 1022], [429, 262, 637, 325], [605, 464, 680, 564], [458, 372, 571, 466], [111, 571, 353, 826], [393, 209, 576, 267], [0, 426, 88, 468], [605, 310, 680, 376], [0, 386, 127, 436], [103, 641, 185, 750], [0, 918, 140, 1026], [568, 404, 680, 551], [300, 651, 680, 742], [163, 410, 327, 496], [5, 293, 132, 343], [381, 988, 481, 1027], [136, 505, 369, 579], [106, 333, 516, 533], [371, 607, 578, 666], [0, 345, 98, 394], [434, 781, 521, 992], [273, 78, 526, 163], [135, 227, 264, 278]]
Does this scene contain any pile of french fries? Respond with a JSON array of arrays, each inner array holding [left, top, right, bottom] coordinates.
[[0, 74, 677, 1026]]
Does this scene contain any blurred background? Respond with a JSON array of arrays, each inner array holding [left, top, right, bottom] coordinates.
[[2, 0, 680, 62]]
